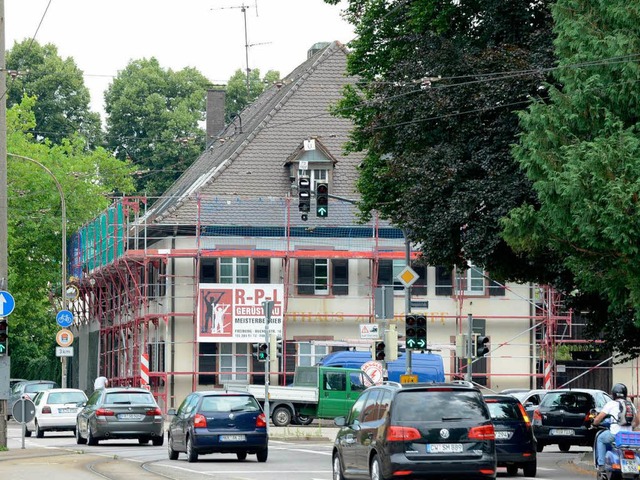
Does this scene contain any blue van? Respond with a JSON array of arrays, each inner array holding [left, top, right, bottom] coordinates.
[[317, 350, 445, 383]]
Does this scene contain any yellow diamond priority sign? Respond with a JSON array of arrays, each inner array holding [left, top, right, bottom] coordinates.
[[397, 266, 419, 287]]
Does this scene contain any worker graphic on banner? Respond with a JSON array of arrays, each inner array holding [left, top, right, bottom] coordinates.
[[200, 288, 233, 337]]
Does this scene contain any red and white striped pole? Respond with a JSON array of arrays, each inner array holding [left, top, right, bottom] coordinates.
[[141, 353, 150, 390], [544, 362, 552, 390]]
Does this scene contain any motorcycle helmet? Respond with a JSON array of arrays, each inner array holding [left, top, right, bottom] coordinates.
[[612, 383, 628, 399]]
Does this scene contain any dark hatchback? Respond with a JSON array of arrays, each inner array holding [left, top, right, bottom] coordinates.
[[532, 388, 611, 452], [333, 381, 496, 480], [167, 391, 268, 463], [485, 394, 537, 477]]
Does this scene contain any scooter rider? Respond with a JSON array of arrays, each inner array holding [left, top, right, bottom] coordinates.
[[593, 383, 640, 470]]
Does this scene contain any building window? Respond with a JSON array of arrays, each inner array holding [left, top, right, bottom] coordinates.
[[297, 343, 328, 367], [435, 266, 453, 296], [200, 258, 217, 283], [377, 260, 426, 295], [332, 259, 349, 295], [219, 343, 249, 384], [254, 258, 271, 283], [456, 264, 485, 295], [311, 168, 328, 188], [298, 259, 328, 295], [220, 258, 250, 284], [198, 343, 216, 385]]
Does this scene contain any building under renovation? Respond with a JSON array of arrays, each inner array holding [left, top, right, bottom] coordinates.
[[66, 41, 624, 412]]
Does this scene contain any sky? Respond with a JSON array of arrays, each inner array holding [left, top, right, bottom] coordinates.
[[5, 0, 355, 119]]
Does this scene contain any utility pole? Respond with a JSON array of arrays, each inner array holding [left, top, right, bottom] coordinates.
[[0, 0, 8, 449], [262, 300, 273, 435], [465, 313, 473, 382]]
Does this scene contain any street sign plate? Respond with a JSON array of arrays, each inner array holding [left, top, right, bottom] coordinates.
[[56, 329, 74, 347], [12, 398, 36, 423], [397, 266, 419, 287], [56, 346, 74, 357], [0, 290, 16, 316], [359, 324, 380, 339], [361, 361, 384, 385], [56, 309, 74, 328], [374, 286, 394, 320], [400, 374, 418, 384]]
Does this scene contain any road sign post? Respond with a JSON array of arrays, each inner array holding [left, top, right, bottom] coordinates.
[[262, 300, 274, 435], [12, 397, 35, 449]]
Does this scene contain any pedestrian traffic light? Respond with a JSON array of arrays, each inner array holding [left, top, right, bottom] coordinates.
[[416, 314, 427, 350], [405, 314, 417, 350], [0, 318, 7, 355], [316, 182, 328, 218], [298, 176, 311, 217], [374, 341, 386, 361], [476, 335, 490, 357], [258, 343, 269, 361]]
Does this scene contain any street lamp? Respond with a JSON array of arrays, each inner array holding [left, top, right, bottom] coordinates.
[[7, 153, 68, 387]]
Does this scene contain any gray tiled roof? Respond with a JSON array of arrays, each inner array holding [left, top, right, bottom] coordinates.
[[149, 41, 365, 226]]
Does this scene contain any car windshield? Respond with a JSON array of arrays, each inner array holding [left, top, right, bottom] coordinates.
[[25, 384, 55, 394], [105, 392, 156, 405], [48, 392, 86, 404], [486, 401, 521, 420], [392, 390, 489, 422], [540, 391, 594, 411], [200, 395, 260, 413]]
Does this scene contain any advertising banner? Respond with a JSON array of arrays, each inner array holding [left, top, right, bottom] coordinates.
[[197, 284, 284, 343]]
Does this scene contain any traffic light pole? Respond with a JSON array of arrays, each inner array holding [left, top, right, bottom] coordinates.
[[404, 233, 412, 375], [262, 300, 273, 434], [465, 313, 473, 382]]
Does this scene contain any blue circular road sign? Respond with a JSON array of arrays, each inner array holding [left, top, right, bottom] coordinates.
[[0, 290, 16, 317], [56, 309, 74, 328]]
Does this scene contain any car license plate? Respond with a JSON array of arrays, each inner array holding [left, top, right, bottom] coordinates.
[[59, 408, 76, 414], [220, 434, 246, 442], [495, 431, 511, 440], [426, 443, 463, 453], [118, 413, 144, 420], [550, 429, 574, 436], [622, 459, 638, 474]]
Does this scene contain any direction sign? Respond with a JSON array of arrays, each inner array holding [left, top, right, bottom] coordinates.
[[0, 290, 16, 317], [56, 309, 74, 328], [56, 329, 74, 347]]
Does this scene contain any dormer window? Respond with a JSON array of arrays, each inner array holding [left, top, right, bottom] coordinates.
[[285, 138, 337, 189]]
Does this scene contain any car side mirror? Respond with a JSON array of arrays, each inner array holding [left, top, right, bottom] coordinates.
[[524, 402, 534, 408], [167, 408, 177, 416], [334, 416, 346, 427]]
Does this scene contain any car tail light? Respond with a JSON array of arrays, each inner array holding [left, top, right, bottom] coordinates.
[[193, 413, 207, 428], [256, 413, 267, 428], [387, 426, 421, 442], [517, 402, 531, 425], [95, 408, 115, 416], [146, 407, 162, 416], [624, 450, 636, 460], [479, 468, 496, 475], [585, 411, 596, 423], [533, 409, 542, 424], [469, 425, 495, 440], [42, 406, 52, 414]]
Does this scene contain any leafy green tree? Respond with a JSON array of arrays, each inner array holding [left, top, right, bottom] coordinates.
[[6, 39, 103, 147], [104, 58, 211, 197], [7, 96, 135, 379], [225, 68, 280, 122], [503, 0, 640, 358], [325, 0, 555, 278]]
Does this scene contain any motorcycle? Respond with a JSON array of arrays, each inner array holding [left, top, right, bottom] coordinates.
[[593, 423, 640, 480]]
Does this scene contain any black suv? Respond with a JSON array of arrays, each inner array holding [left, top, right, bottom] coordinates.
[[332, 381, 496, 480]]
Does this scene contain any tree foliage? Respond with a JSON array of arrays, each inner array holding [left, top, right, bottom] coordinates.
[[104, 58, 211, 198], [7, 97, 135, 379], [6, 39, 103, 148], [225, 68, 280, 123], [326, 0, 555, 278], [503, 0, 640, 359]]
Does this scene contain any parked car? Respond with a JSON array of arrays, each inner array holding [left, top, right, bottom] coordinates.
[[485, 394, 537, 477], [332, 381, 497, 480], [506, 388, 549, 419], [25, 388, 87, 438], [10, 378, 27, 389], [532, 388, 611, 452], [9, 380, 60, 418], [167, 390, 268, 463], [75, 387, 164, 446]]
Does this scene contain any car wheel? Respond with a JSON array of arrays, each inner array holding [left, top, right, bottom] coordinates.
[[87, 425, 98, 446], [152, 435, 164, 446], [536, 442, 544, 452], [522, 460, 537, 477], [138, 437, 150, 445], [35, 421, 44, 438], [272, 406, 292, 426], [256, 447, 268, 463], [333, 452, 345, 480], [236, 451, 247, 461], [296, 415, 314, 426], [558, 442, 570, 452], [24, 427, 32, 438], [506, 464, 518, 476], [76, 424, 87, 445], [186, 436, 198, 463], [371, 454, 388, 480], [167, 434, 179, 460]]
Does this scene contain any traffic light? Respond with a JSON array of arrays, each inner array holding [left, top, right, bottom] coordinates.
[[405, 314, 417, 350], [416, 314, 427, 350], [257, 343, 269, 361], [0, 318, 7, 355], [476, 335, 490, 357], [316, 182, 328, 218], [374, 341, 386, 361], [298, 176, 311, 219]]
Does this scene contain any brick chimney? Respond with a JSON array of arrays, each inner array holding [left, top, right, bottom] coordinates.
[[206, 89, 226, 144]]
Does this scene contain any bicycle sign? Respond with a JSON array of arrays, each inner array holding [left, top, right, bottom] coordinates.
[[56, 310, 74, 328]]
